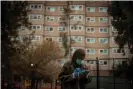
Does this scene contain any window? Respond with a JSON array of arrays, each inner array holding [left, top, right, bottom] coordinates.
[[99, 49, 108, 54], [87, 7, 95, 12], [113, 48, 125, 53], [70, 15, 83, 21], [59, 6, 64, 11], [29, 14, 41, 20], [70, 5, 83, 10], [99, 17, 108, 22], [99, 7, 108, 12], [87, 60, 95, 64], [99, 38, 108, 44], [46, 16, 55, 22], [122, 60, 127, 65], [20, 26, 25, 30], [99, 60, 107, 65], [99, 27, 108, 33], [86, 38, 95, 43], [70, 25, 83, 31], [31, 36, 40, 41], [86, 17, 95, 22], [112, 26, 118, 32], [58, 17, 65, 21], [57, 37, 62, 42], [30, 4, 42, 10], [71, 47, 84, 53], [86, 27, 95, 33], [17, 36, 23, 41], [112, 37, 116, 43], [31, 25, 41, 30], [58, 27, 66, 31], [86, 49, 95, 54], [71, 36, 82, 42], [45, 37, 52, 41], [47, 6, 55, 12], [114, 60, 122, 65], [45, 26, 54, 31]]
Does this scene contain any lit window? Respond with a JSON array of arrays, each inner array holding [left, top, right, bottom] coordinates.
[[86, 38, 95, 43], [70, 25, 83, 31], [59, 6, 64, 11], [58, 27, 66, 31], [45, 26, 54, 31], [31, 25, 41, 30], [47, 6, 55, 12], [29, 15, 41, 20], [46, 16, 55, 22], [99, 17, 108, 22], [70, 15, 83, 21], [99, 7, 108, 12], [30, 4, 42, 10], [87, 7, 95, 12], [99, 27, 108, 33], [99, 38, 108, 44], [86, 27, 95, 33], [113, 48, 125, 53], [99, 49, 108, 54], [86, 17, 95, 22], [86, 49, 95, 54], [71, 36, 82, 42], [70, 5, 83, 10]]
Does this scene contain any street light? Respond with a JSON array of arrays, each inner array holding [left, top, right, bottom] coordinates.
[[31, 64, 34, 67], [30, 63, 35, 89]]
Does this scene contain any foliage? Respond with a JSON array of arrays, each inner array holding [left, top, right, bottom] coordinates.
[[59, 1, 77, 57], [108, 2, 133, 86], [11, 41, 63, 80], [108, 1, 133, 54], [1, 1, 31, 89]]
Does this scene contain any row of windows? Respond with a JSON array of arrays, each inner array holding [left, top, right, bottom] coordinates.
[[71, 47, 125, 55], [18, 34, 116, 44], [45, 26, 109, 33], [58, 37, 109, 44], [22, 25, 117, 33], [29, 15, 108, 23], [29, 4, 108, 12], [56, 37, 118, 44], [85, 60, 127, 65], [18, 36, 41, 41]]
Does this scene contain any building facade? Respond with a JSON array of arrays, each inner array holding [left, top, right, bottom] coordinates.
[[19, 1, 130, 76]]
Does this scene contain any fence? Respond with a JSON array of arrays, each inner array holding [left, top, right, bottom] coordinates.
[[85, 57, 131, 89]]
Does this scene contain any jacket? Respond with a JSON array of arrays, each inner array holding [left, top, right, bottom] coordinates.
[[58, 61, 89, 89]]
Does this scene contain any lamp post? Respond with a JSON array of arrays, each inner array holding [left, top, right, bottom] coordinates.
[[31, 63, 35, 89]]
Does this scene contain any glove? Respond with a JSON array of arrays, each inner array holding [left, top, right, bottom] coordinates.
[[73, 68, 82, 78], [80, 70, 89, 75]]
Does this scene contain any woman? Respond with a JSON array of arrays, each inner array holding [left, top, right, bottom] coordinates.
[[58, 49, 91, 89]]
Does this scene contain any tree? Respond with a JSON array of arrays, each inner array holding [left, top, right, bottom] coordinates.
[[1, 1, 31, 89], [108, 1, 133, 54], [108, 1, 133, 88], [11, 41, 63, 89], [59, 1, 77, 58]]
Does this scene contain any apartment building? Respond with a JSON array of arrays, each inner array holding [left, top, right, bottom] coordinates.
[[18, 1, 129, 76]]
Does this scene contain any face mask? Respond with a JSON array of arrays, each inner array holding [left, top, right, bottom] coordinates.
[[76, 59, 84, 66]]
